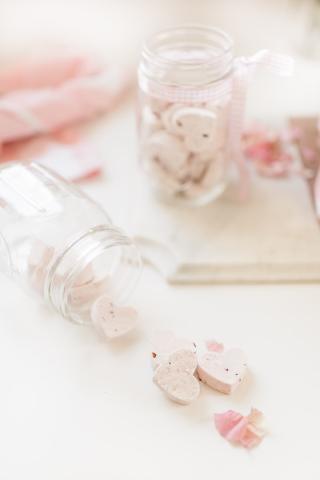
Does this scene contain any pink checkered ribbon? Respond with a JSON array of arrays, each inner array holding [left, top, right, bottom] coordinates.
[[140, 49, 293, 197], [139, 75, 232, 103]]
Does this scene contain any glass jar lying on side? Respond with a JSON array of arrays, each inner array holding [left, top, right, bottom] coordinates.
[[0, 162, 141, 326], [137, 25, 234, 205]]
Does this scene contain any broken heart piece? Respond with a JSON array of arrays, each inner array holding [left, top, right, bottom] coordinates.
[[153, 349, 200, 405], [150, 330, 196, 369], [90, 294, 138, 339], [143, 130, 189, 175], [197, 347, 247, 394], [214, 408, 265, 449]]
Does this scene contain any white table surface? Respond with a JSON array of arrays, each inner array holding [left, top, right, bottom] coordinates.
[[1, 2, 320, 477]]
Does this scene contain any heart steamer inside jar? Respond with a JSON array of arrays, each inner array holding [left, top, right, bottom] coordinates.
[[0, 162, 141, 338], [138, 26, 234, 205]]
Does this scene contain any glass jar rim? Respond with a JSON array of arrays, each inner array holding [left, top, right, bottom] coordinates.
[[46, 224, 142, 324], [142, 24, 234, 72]]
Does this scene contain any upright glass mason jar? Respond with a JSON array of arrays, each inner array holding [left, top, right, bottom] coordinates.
[[0, 162, 141, 325], [137, 25, 234, 205]]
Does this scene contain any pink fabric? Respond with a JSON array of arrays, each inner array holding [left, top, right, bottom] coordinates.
[[214, 408, 265, 449], [0, 132, 102, 181], [243, 123, 316, 179], [0, 67, 129, 143], [0, 52, 131, 181], [0, 53, 101, 94]]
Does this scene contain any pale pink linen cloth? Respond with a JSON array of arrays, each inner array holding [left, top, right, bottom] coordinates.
[[0, 132, 102, 181], [0, 52, 132, 180], [0, 53, 101, 94]]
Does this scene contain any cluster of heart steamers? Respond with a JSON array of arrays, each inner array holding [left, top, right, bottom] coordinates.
[[151, 331, 266, 448], [139, 94, 230, 200], [28, 239, 138, 338], [151, 331, 246, 404]]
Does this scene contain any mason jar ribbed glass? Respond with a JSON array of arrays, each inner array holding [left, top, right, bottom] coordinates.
[[0, 162, 141, 325], [137, 25, 234, 205]]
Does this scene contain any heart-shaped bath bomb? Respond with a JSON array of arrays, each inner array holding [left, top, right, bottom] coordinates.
[[90, 294, 138, 339], [150, 331, 196, 369], [153, 349, 200, 405], [70, 277, 110, 308], [197, 348, 247, 394]]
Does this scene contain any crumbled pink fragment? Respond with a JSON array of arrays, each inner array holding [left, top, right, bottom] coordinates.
[[214, 408, 265, 449], [214, 410, 247, 442], [206, 339, 224, 353]]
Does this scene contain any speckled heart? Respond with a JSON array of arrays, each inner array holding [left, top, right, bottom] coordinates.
[[197, 348, 247, 394], [91, 294, 138, 339], [153, 349, 200, 405]]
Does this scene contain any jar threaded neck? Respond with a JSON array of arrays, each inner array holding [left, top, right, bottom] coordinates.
[[45, 225, 141, 324]]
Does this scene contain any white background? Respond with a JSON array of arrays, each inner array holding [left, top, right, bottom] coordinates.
[[0, 1, 320, 479]]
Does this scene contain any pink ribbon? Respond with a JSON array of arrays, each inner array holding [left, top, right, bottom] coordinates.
[[141, 75, 232, 103]]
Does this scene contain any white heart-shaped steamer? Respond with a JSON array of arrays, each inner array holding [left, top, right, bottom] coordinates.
[[197, 348, 247, 394], [171, 107, 216, 137], [169, 107, 218, 154], [150, 330, 196, 369], [161, 103, 187, 134], [153, 349, 200, 405], [197, 152, 225, 193], [147, 97, 170, 116], [143, 130, 189, 174], [90, 294, 138, 339], [141, 106, 163, 138], [187, 154, 211, 182], [182, 153, 225, 199], [70, 277, 110, 308]]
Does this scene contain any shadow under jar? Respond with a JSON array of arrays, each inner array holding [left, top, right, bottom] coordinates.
[[0, 162, 141, 325], [137, 25, 234, 206]]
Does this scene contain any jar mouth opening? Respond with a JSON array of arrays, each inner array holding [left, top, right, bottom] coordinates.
[[45, 225, 142, 325], [142, 25, 234, 72]]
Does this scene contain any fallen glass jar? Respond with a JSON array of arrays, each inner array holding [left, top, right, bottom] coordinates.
[[137, 25, 293, 205], [0, 162, 141, 325]]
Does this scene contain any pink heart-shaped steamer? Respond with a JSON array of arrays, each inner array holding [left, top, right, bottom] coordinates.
[[197, 348, 247, 394], [150, 330, 196, 369], [153, 349, 200, 405], [90, 294, 138, 339]]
